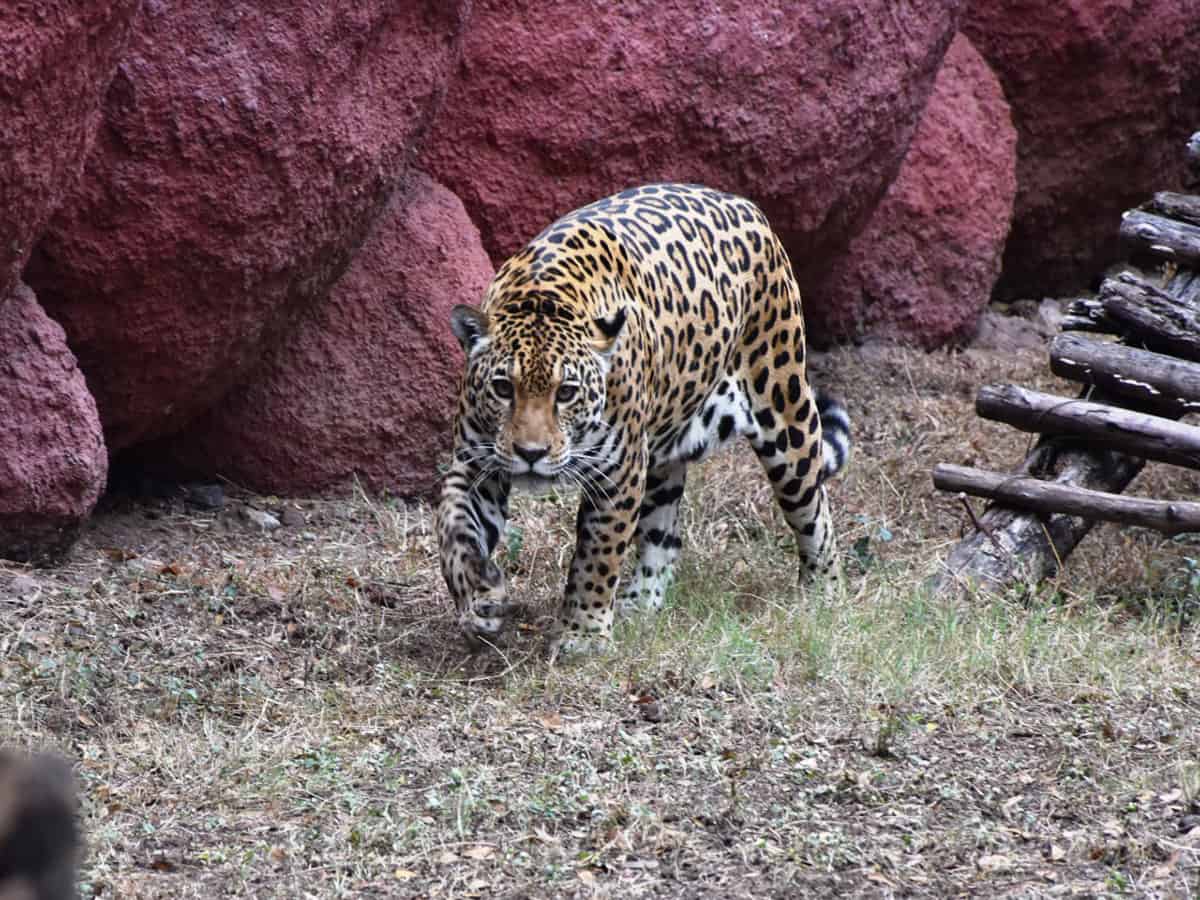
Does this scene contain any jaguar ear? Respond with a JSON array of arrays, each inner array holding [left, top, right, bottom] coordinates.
[[591, 306, 627, 358], [450, 305, 491, 355]]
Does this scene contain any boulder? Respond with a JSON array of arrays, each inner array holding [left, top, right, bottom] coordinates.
[[25, 1, 470, 452], [964, 0, 1200, 299], [421, 0, 964, 341], [0, 0, 138, 298], [154, 173, 493, 499], [813, 35, 1017, 348], [0, 282, 107, 564]]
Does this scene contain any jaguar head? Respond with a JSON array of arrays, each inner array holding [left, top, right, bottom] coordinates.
[[450, 295, 626, 488]]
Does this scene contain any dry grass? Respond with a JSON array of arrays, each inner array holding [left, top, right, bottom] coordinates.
[[3, 340, 1200, 898]]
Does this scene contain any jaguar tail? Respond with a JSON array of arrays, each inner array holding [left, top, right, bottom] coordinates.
[[815, 388, 851, 480]]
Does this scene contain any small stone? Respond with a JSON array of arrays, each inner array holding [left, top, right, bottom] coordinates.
[[279, 506, 305, 527], [638, 700, 665, 723], [240, 508, 281, 531], [184, 483, 225, 510]]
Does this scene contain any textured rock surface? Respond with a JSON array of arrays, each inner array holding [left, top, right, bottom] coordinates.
[[814, 35, 1017, 348], [0, 1, 138, 298], [964, 0, 1200, 299], [0, 283, 107, 564], [156, 174, 493, 499], [25, 1, 469, 451], [422, 0, 964, 340]]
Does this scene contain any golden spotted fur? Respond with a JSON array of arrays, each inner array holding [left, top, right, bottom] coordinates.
[[437, 184, 850, 654]]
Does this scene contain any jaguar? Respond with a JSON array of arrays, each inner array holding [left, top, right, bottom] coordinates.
[[436, 183, 851, 655]]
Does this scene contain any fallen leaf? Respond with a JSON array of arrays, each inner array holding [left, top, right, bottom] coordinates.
[[436, 851, 459, 864], [394, 868, 418, 881], [267, 846, 287, 866], [577, 868, 597, 885], [537, 713, 563, 731], [463, 845, 495, 861]]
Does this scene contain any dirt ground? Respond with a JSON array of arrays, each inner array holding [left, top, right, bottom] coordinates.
[[2, 324, 1199, 898]]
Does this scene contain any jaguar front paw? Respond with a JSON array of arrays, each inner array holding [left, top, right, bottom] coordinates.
[[458, 559, 518, 650]]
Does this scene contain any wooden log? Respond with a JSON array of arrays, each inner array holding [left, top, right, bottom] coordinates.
[[1099, 272, 1200, 362], [1167, 268, 1200, 309], [976, 383, 1200, 470], [932, 439, 1145, 593], [935, 178, 1200, 595], [1059, 269, 1200, 339], [1145, 191, 1200, 228], [1061, 296, 1119, 334], [1120, 209, 1200, 267], [1049, 333, 1200, 416], [933, 464, 1200, 536]]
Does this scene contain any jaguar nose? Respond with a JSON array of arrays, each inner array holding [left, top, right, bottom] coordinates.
[[513, 443, 549, 465]]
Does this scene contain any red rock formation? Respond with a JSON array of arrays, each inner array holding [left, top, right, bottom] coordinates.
[[422, 0, 964, 340], [0, 283, 107, 564], [0, 0, 138, 298], [155, 174, 493, 499], [25, 1, 469, 451], [964, 0, 1200, 299], [813, 35, 1017, 348]]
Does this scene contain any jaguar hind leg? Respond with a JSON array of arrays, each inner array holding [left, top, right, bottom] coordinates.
[[618, 461, 687, 615], [748, 386, 837, 579]]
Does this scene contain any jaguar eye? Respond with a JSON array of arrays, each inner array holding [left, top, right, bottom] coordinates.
[[556, 383, 579, 403], [491, 377, 514, 400]]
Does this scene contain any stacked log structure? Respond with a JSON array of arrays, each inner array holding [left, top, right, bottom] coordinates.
[[933, 132, 1200, 592]]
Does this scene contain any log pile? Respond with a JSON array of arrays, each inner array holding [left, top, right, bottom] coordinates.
[[932, 132, 1200, 593]]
